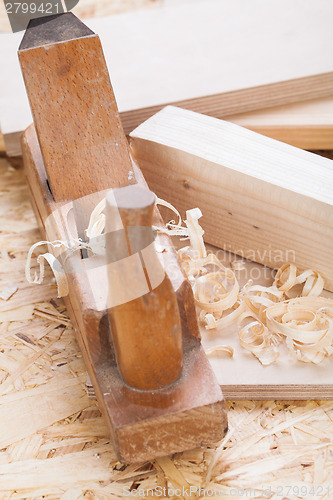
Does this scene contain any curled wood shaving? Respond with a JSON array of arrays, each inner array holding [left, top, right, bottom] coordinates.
[[155, 197, 182, 229], [25, 241, 70, 298], [238, 314, 280, 366], [184, 208, 206, 259], [194, 270, 239, 313], [205, 345, 234, 357], [85, 198, 106, 240], [274, 263, 324, 298], [178, 251, 219, 280], [25, 194, 116, 296], [266, 297, 333, 363], [154, 197, 189, 236], [85, 198, 107, 255], [203, 301, 245, 330], [243, 284, 284, 322], [178, 249, 244, 330]]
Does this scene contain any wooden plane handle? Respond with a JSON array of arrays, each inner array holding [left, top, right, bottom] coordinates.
[[105, 185, 183, 390], [18, 13, 134, 202]]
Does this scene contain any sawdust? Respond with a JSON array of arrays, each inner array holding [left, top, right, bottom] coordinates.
[[0, 158, 332, 498]]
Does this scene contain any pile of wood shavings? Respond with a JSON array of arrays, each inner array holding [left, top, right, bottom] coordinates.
[[176, 209, 333, 366], [0, 159, 333, 498]]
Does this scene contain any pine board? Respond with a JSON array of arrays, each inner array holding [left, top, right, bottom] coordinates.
[[3, 97, 333, 158], [130, 112, 333, 397], [130, 106, 333, 292], [1, 0, 333, 156], [224, 97, 333, 150]]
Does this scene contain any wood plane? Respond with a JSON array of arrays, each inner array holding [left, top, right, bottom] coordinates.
[[18, 13, 227, 463]]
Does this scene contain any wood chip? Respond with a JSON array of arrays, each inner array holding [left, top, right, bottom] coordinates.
[[0, 305, 34, 322], [0, 282, 18, 301]]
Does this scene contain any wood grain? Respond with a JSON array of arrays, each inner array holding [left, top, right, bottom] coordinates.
[[0, 379, 88, 450], [130, 106, 333, 291], [224, 97, 333, 150], [57, 0, 333, 130]]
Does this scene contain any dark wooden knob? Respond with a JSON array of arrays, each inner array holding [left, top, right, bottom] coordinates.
[[105, 185, 183, 390]]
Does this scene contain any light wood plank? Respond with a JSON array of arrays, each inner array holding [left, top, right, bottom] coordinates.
[[225, 97, 333, 150], [130, 106, 333, 292], [2, 0, 333, 155]]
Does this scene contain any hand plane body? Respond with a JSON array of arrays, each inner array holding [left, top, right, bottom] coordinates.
[[19, 13, 227, 463]]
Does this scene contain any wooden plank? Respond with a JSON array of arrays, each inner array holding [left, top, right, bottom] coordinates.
[[129, 106, 333, 292], [224, 97, 333, 150], [3, 97, 333, 158], [61, 0, 333, 127], [2, 0, 333, 155]]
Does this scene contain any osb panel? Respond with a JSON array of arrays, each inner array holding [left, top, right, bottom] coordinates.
[[0, 158, 332, 498]]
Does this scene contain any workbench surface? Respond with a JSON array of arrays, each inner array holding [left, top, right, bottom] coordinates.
[[0, 156, 332, 498]]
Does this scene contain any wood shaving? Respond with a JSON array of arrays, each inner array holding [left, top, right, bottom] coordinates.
[[25, 241, 70, 298], [231, 260, 246, 271], [238, 314, 280, 366], [266, 297, 333, 363], [24, 194, 188, 297], [205, 345, 234, 357], [274, 263, 324, 298]]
